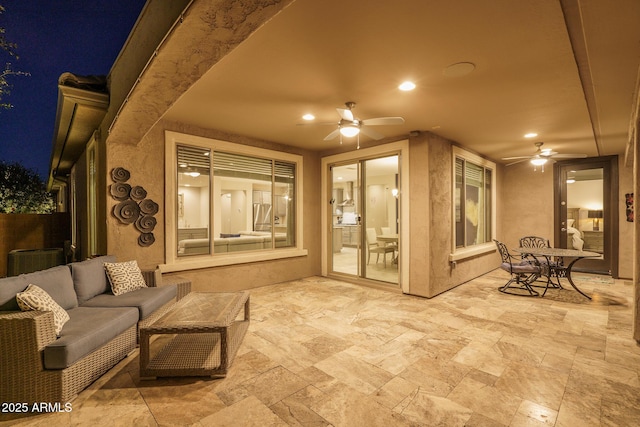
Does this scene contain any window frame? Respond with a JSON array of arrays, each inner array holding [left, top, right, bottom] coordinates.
[[449, 146, 496, 262], [163, 131, 306, 272]]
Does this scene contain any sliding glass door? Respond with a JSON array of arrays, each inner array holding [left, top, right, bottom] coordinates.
[[330, 162, 360, 276], [330, 155, 399, 284]]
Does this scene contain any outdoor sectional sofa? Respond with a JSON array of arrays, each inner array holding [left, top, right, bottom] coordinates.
[[0, 255, 186, 408]]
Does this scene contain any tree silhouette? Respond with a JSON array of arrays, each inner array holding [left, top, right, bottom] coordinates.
[[0, 5, 29, 109], [0, 161, 54, 213]]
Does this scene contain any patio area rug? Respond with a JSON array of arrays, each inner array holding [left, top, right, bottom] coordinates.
[[570, 273, 615, 284], [542, 287, 628, 306]]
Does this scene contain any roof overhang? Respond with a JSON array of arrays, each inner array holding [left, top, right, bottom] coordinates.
[[47, 74, 109, 190]]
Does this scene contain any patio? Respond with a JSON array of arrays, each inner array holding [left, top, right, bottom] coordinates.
[[3, 270, 639, 426]]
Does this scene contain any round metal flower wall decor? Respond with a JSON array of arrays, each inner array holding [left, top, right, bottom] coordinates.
[[110, 167, 158, 247]]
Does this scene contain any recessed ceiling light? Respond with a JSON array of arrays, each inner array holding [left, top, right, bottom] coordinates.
[[524, 133, 538, 138], [302, 113, 315, 121], [398, 81, 416, 91]]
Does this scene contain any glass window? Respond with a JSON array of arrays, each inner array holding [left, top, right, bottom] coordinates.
[[454, 150, 494, 250], [173, 139, 299, 260], [177, 145, 211, 256]]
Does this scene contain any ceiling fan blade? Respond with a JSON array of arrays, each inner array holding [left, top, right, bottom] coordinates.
[[501, 156, 532, 161], [337, 108, 354, 121], [505, 159, 532, 166], [359, 125, 385, 140], [323, 129, 340, 141], [296, 121, 338, 126], [361, 117, 405, 126], [549, 153, 587, 159]]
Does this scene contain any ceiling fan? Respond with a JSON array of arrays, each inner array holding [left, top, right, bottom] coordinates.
[[502, 142, 587, 170], [320, 102, 404, 148]]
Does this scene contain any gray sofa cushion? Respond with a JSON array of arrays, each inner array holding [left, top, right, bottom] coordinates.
[[0, 265, 78, 311], [0, 275, 29, 311], [69, 255, 116, 305], [21, 265, 78, 310], [44, 306, 138, 369], [80, 285, 177, 320]]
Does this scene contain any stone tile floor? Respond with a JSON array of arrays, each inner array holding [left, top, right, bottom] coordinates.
[[3, 270, 639, 426]]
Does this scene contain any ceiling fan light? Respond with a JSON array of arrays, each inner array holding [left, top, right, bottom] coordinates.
[[340, 125, 360, 137], [530, 158, 547, 166]]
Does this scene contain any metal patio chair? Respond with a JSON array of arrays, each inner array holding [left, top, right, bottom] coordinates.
[[494, 239, 543, 296], [519, 235, 565, 289]]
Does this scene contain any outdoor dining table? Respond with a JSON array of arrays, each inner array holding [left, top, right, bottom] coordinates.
[[513, 247, 601, 299]]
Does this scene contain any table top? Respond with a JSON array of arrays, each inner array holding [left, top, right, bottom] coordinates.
[[145, 291, 249, 331], [377, 234, 398, 242], [514, 247, 601, 258]]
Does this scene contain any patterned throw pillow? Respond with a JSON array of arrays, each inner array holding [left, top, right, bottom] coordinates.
[[103, 260, 147, 296], [16, 284, 70, 335]]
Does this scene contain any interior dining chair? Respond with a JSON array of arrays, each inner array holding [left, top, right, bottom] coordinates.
[[494, 239, 543, 296], [519, 235, 565, 288], [366, 228, 395, 267], [379, 226, 397, 253]]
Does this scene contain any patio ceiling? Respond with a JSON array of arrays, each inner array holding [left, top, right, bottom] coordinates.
[[127, 0, 640, 164]]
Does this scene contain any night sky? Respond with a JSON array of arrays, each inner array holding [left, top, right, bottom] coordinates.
[[0, 0, 146, 179]]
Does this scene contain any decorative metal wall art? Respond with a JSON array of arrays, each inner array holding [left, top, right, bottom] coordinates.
[[110, 167, 158, 247], [625, 193, 634, 222]]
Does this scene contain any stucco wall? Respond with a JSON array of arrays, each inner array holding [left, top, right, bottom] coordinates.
[[407, 134, 430, 296], [500, 161, 555, 249], [106, 124, 166, 269], [408, 132, 499, 298], [501, 155, 633, 279], [106, 119, 321, 291], [618, 157, 633, 279]]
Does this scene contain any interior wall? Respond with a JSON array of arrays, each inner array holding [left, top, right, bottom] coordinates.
[[106, 119, 321, 289], [178, 186, 207, 229], [215, 178, 252, 235], [365, 174, 397, 233], [567, 179, 604, 232]]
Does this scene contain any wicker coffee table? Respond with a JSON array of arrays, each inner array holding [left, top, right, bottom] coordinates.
[[140, 291, 250, 379]]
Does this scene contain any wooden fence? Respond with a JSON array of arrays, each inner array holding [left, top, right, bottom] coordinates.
[[0, 213, 71, 277]]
